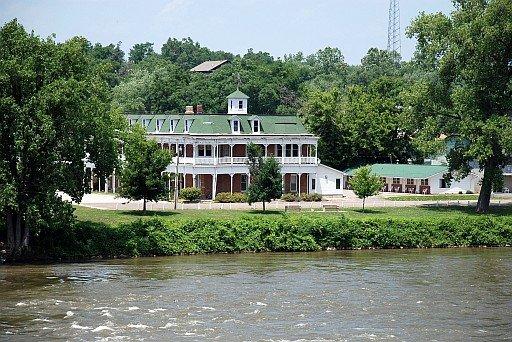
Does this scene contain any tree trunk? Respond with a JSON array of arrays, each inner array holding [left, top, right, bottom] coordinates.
[[362, 197, 366, 212], [262, 201, 266, 212], [476, 161, 496, 213], [5, 210, 29, 258], [143, 198, 147, 213]]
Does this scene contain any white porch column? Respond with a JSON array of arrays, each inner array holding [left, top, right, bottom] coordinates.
[[193, 173, 196, 188], [214, 142, 218, 165], [230, 173, 234, 194], [104, 177, 108, 193], [314, 172, 318, 194], [192, 143, 196, 165], [98, 177, 101, 192], [90, 171, 94, 191], [282, 173, 285, 193], [298, 173, 302, 196], [315, 143, 318, 164], [230, 144, 234, 165], [212, 173, 217, 199], [264, 144, 268, 157], [281, 143, 285, 164], [298, 144, 302, 164]]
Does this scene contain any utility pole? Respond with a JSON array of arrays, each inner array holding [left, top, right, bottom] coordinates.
[[174, 145, 182, 210], [387, 0, 401, 59]]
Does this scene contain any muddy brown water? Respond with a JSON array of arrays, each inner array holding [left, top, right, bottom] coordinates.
[[1, 248, 511, 341]]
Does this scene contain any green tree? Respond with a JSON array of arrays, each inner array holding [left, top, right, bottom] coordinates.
[[0, 20, 119, 256], [245, 143, 282, 211], [129, 42, 155, 63], [349, 166, 382, 211], [407, 0, 512, 213], [118, 125, 172, 212]]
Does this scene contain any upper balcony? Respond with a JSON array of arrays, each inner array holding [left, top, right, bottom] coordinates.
[[160, 142, 319, 167]]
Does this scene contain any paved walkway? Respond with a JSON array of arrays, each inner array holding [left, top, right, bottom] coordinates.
[[62, 192, 512, 211]]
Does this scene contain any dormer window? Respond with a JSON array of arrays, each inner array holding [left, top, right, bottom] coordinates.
[[170, 119, 176, 132], [156, 119, 164, 132], [232, 119, 240, 133], [129, 119, 135, 126], [252, 119, 260, 133], [184, 119, 192, 133], [238, 100, 243, 109], [142, 118, 151, 128]]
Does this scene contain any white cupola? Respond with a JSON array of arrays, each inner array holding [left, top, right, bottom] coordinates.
[[227, 89, 249, 114]]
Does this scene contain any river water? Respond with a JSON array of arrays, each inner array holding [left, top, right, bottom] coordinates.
[[1, 248, 511, 341]]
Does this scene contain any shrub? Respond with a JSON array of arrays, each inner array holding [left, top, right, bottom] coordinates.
[[215, 192, 247, 203], [281, 193, 300, 202], [301, 193, 323, 202], [179, 187, 202, 202]]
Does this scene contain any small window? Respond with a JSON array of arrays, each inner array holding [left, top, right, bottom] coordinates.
[[285, 144, 292, 157], [241, 174, 248, 192], [238, 100, 243, 109], [197, 145, 212, 157], [184, 120, 192, 132], [156, 119, 164, 132], [393, 178, 400, 184], [312, 178, 316, 190], [336, 178, 341, 190], [407, 178, 414, 185], [277, 145, 283, 157], [290, 174, 298, 192], [440, 179, 447, 188], [252, 120, 260, 133], [421, 179, 429, 186], [230, 100, 233, 109], [205, 145, 212, 157], [143, 119, 151, 128], [292, 144, 299, 157], [170, 120, 176, 132], [233, 120, 240, 133]]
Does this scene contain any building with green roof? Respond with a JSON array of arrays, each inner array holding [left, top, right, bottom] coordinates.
[[344, 163, 480, 194], [122, 90, 346, 199]]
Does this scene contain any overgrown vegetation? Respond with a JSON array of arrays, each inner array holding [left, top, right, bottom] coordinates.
[[26, 213, 512, 261]]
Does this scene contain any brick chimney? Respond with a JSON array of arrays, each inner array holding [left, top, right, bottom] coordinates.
[[196, 104, 204, 114], [185, 105, 194, 114]]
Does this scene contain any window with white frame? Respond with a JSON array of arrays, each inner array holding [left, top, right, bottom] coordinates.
[[238, 100, 243, 109], [393, 177, 400, 184], [407, 178, 414, 185], [198, 145, 212, 157], [129, 119, 135, 126], [336, 178, 341, 190], [156, 119, 164, 132], [143, 119, 151, 128], [421, 179, 429, 186], [312, 178, 316, 190], [290, 174, 298, 192], [252, 120, 260, 133], [241, 174, 248, 192], [276, 145, 283, 157], [232, 119, 240, 133], [184, 119, 192, 132], [292, 144, 299, 157], [170, 119, 176, 132]]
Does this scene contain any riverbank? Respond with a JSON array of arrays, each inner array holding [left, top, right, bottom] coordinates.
[[21, 206, 511, 262]]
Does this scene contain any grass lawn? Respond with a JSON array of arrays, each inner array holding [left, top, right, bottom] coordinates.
[[73, 203, 512, 226]]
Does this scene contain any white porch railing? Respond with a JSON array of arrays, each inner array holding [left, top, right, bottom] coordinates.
[[174, 156, 317, 165]]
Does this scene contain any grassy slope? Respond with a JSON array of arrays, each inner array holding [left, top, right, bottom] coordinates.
[[74, 204, 512, 226]]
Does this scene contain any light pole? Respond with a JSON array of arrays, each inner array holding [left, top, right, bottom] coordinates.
[[174, 144, 183, 210]]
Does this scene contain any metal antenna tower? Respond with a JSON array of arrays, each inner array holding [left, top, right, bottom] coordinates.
[[387, 0, 401, 57]]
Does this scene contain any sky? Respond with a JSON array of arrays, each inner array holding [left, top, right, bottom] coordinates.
[[0, 0, 454, 65]]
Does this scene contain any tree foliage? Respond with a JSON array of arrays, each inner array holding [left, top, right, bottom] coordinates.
[[0, 20, 120, 256], [407, 0, 512, 212], [118, 125, 172, 212], [349, 166, 382, 211], [246, 143, 282, 211]]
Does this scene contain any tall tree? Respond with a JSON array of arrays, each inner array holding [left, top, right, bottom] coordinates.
[[0, 20, 119, 256], [245, 143, 282, 211], [129, 42, 155, 63], [118, 125, 172, 212], [407, 0, 512, 212]]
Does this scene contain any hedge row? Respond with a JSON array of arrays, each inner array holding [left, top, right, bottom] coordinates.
[[31, 215, 512, 261]]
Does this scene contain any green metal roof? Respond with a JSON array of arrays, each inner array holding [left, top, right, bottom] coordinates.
[[345, 164, 448, 179], [125, 113, 310, 135], [226, 89, 249, 99]]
